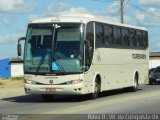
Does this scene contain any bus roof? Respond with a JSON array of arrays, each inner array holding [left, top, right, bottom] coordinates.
[[30, 14, 147, 31]]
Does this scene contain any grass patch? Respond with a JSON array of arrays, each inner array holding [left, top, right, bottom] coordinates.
[[0, 81, 5, 85], [11, 77, 24, 80]]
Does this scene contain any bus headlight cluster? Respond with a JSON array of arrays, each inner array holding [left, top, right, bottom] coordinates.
[[66, 79, 83, 85], [24, 79, 37, 85]]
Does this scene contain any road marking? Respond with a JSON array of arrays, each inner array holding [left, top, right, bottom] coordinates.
[[44, 90, 160, 114]]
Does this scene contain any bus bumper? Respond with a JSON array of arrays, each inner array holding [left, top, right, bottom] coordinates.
[[24, 83, 84, 95]]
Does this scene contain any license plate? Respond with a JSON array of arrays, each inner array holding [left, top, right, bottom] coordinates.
[[156, 79, 160, 81], [46, 88, 56, 93]]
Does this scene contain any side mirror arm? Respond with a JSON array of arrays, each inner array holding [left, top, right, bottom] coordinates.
[[18, 37, 26, 44]]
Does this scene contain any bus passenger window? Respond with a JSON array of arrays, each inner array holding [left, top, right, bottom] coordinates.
[[143, 31, 148, 49], [104, 25, 113, 46], [95, 23, 104, 48], [122, 28, 130, 47], [113, 27, 122, 46], [137, 30, 143, 48], [130, 29, 137, 48]]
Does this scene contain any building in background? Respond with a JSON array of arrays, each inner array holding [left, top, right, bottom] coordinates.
[[10, 58, 24, 77], [0, 58, 11, 79], [149, 52, 160, 69], [0, 58, 23, 79]]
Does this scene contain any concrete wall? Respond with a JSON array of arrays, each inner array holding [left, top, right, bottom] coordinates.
[[11, 63, 24, 77], [149, 59, 160, 69]]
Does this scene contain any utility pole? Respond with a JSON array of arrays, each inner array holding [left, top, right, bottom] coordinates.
[[120, 0, 124, 23]]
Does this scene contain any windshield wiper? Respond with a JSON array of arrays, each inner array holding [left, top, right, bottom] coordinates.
[[35, 50, 46, 75]]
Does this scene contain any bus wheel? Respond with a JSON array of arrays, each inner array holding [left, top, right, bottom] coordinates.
[[41, 94, 53, 102], [130, 76, 138, 92], [149, 80, 153, 85], [90, 79, 100, 99]]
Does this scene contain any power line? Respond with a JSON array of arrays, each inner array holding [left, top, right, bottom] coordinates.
[[90, 0, 160, 23], [123, 0, 132, 7], [129, 3, 160, 17]]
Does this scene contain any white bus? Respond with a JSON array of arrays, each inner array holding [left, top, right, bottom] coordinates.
[[17, 14, 149, 101]]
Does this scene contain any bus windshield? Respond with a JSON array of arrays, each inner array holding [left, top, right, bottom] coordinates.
[[24, 23, 84, 74]]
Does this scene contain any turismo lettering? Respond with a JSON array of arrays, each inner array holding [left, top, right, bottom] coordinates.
[[132, 54, 146, 59]]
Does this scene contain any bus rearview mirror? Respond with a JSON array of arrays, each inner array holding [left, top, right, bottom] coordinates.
[[17, 37, 25, 56], [17, 43, 22, 56]]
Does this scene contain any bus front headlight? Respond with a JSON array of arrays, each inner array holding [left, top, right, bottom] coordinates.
[[67, 79, 83, 85], [24, 79, 37, 85]]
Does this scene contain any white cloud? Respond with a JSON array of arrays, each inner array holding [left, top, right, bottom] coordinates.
[[0, 15, 12, 25], [26, 1, 159, 29], [136, 13, 145, 22], [0, 33, 22, 59], [0, 34, 21, 45], [66, 7, 88, 14], [26, 1, 126, 28], [135, 8, 160, 27], [136, 0, 160, 26], [47, 2, 72, 14], [29, 2, 105, 22], [0, 0, 35, 13], [148, 7, 156, 12], [46, 2, 88, 16], [28, 14, 40, 21], [28, 2, 89, 21], [106, 2, 119, 15], [45, 2, 120, 23], [138, 0, 160, 6]]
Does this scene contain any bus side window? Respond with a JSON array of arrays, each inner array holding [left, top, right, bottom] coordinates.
[[130, 29, 137, 48], [143, 31, 148, 49], [137, 30, 143, 48], [113, 27, 122, 46], [122, 28, 130, 47], [104, 25, 113, 46], [95, 23, 104, 48]]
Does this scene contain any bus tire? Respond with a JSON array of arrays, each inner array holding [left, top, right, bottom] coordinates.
[[41, 94, 53, 102], [90, 78, 100, 99], [149, 80, 153, 85], [130, 75, 138, 92]]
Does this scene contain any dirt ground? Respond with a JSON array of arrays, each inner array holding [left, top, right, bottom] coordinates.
[[0, 79, 23, 89], [0, 79, 24, 98]]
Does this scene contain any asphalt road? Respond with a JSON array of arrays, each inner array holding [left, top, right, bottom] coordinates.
[[0, 85, 160, 120]]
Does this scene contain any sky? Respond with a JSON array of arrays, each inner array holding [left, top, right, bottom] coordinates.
[[0, 0, 160, 59]]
